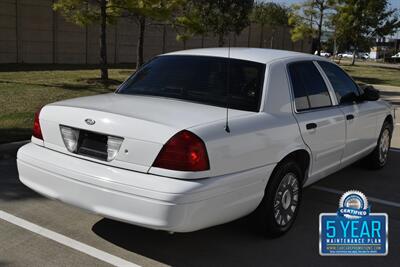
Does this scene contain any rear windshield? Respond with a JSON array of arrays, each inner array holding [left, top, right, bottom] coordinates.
[[117, 55, 266, 112]]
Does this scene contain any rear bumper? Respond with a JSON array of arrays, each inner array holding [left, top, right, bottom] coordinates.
[[17, 143, 272, 232]]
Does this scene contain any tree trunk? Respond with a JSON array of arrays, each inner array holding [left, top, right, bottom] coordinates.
[[317, 8, 323, 56], [333, 36, 337, 57], [247, 24, 251, 47], [351, 50, 356, 66], [100, 0, 108, 80], [162, 24, 166, 53], [270, 28, 276, 48], [218, 33, 224, 47], [136, 16, 145, 70]]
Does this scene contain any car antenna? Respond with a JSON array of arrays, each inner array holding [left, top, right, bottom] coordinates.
[[224, 35, 231, 133]]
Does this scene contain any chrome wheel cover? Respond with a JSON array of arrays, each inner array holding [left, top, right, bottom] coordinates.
[[379, 129, 390, 164], [273, 173, 299, 227]]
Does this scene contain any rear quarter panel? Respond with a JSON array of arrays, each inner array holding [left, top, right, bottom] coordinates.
[[189, 61, 309, 178], [374, 100, 395, 137]]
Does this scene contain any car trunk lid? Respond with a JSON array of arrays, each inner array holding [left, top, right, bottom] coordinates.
[[38, 93, 250, 173]]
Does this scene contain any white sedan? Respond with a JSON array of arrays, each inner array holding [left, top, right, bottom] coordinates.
[[17, 48, 394, 237], [392, 52, 400, 58], [338, 52, 354, 58], [314, 51, 331, 57]]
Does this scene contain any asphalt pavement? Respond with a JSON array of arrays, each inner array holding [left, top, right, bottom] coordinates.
[[0, 103, 399, 266]]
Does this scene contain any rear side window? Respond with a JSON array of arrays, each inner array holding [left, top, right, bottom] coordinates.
[[318, 61, 360, 104], [288, 61, 332, 111]]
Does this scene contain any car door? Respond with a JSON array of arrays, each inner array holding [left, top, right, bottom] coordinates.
[[317, 61, 379, 165], [287, 61, 346, 183]]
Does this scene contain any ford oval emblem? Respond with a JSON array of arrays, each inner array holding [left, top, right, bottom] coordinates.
[[85, 118, 96, 125]]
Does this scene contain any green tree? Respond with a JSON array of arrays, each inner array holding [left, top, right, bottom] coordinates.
[[191, 0, 254, 47], [251, 2, 289, 48], [118, 0, 183, 69], [54, 0, 121, 80], [172, 1, 206, 49], [289, 0, 335, 55], [333, 0, 400, 65]]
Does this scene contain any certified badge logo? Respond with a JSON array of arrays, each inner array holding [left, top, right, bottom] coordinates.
[[319, 190, 388, 256], [338, 191, 370, 219]]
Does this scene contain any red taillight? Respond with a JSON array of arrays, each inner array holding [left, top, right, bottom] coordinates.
[[32, 108, 43, 140], [153, 130, 210, 172]]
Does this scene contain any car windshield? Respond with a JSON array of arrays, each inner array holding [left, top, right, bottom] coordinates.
[[117, 55, 266, 112]]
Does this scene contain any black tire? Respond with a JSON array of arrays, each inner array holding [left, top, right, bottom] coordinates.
[[363, 121, 393, 170], [255, 159, 303, 238]]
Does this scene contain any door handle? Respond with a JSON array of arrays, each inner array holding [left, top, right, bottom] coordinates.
[[346, 114, 355, 120], [306, 123, 317, 130]]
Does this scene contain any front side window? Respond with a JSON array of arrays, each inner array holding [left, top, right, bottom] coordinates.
[[318, 61, 360, 104], [288, 61, 332, 111], [117, 55, 266, 112]]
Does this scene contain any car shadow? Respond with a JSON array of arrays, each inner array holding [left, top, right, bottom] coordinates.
[[0, 158, 42, 202], [92, 215, 293, 267], [91, 189, 331, 267], [0, 128, 31, 145], [0, 141, 43, 202]]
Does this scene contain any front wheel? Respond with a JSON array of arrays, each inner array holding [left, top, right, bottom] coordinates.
[[364, 121, 393, 169], [255, 160, 303, 238]]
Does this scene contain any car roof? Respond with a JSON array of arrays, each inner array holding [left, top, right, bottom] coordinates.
[[163, 48, 317, 64]]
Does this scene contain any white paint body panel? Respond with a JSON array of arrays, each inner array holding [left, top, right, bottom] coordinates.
[[17, 48, 394, 232], [41, 94, 251, 177], [339, 102, 379, 164], [18, 143, 273, 232], [294, 107, 346, 183]]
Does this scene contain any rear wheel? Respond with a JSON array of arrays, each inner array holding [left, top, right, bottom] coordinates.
[[364, 121, 393, 169], [255, 160, 303, 238]]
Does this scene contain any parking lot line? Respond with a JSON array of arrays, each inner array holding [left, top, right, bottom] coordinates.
[[0, 210, 141, 267], [311, 186, 400, 208]]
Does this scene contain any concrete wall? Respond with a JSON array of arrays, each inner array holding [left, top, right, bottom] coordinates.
[[0, 0, 312, 64]]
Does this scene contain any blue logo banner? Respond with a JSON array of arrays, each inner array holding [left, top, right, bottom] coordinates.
[[320, 213, 388, 255]]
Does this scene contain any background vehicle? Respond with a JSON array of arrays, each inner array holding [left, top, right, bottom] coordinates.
[[314, 51, 331, 57], [320, 52, 331, 57], [337, 52, 355, 58], [359, 52, 370, 59], [391, 52, 400, 58], [17, 48, 394, 237]]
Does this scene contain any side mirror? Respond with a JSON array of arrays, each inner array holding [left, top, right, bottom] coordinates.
[[340, 92, 359, 104], [359, 85, 380, 101]]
